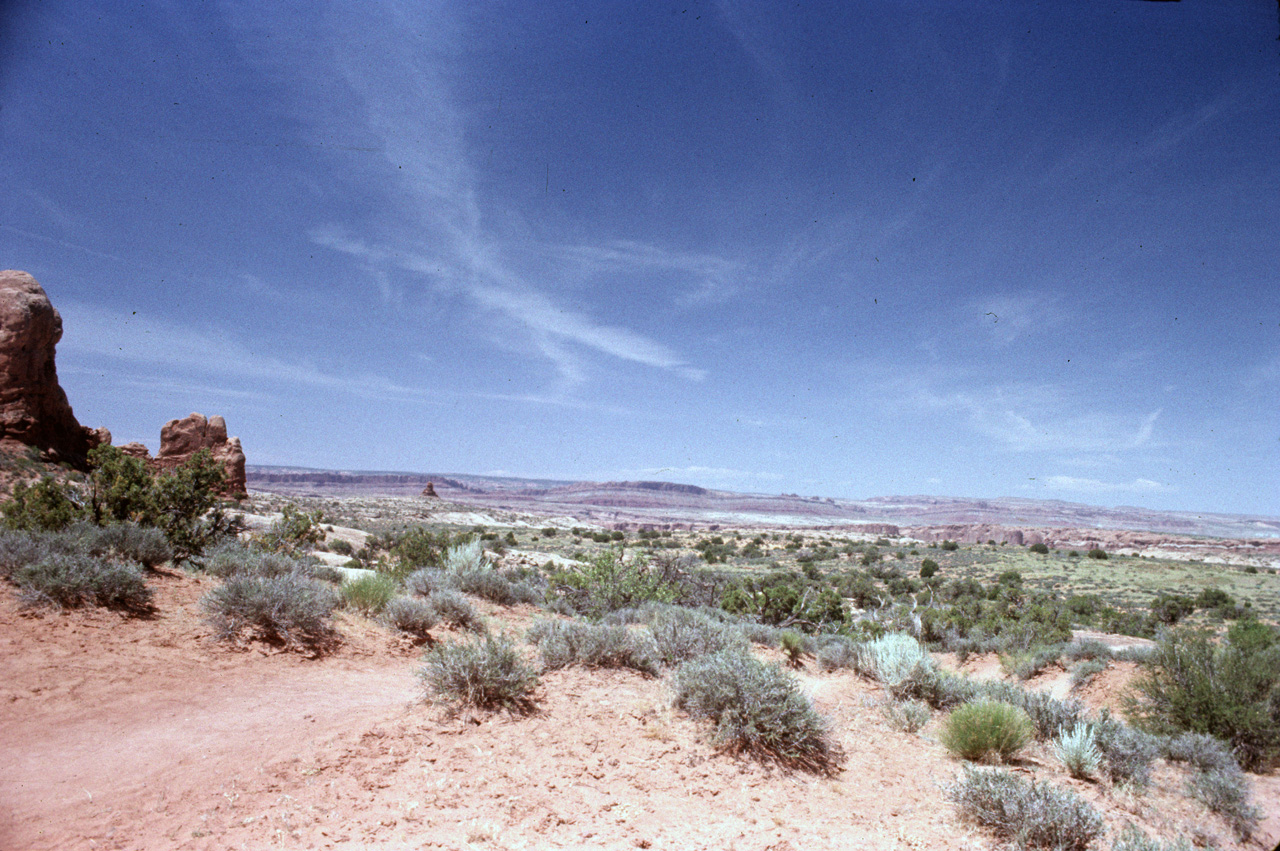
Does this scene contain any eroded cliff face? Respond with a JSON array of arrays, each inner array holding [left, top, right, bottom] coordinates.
[[0, 270, 107, 468]]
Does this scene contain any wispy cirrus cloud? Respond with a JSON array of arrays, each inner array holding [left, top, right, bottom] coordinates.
[[57, 300, 424, 401], [231, 1, 708, 397], [908, 380, 1161, 455], [1040, 475, 1173, 495]]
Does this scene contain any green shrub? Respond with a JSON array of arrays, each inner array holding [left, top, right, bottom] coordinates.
[[779, 630, 807, 667], [329, 538, 354, 556], [1029, 543, 1049, 555], [203, 541, 321, 580], [340, 573, 397, 614], [3, 476, 83, 531], [919, 558, 938, 578], [738, 621, 782, 648], [1087, 547, 1108, 560], [382, 595, 438, 637], [1006, 687, 1085, 741], [1186, 766, 1260, 841], [0, 529, 47, 578], [419, 633, 538, 713], [202, 573, 338, 651], [941, 700, 1032, 762], [14, 553, 152, 612], [1053, 722, 1102, 779], [941, 540, 959, 551], [527, 619, 660, 676], [86, 445, 153, 525], [670, 649, 840, 773], [425, 589, 485, 632], [257, 505, 325, 555], [946, 766, 1103, 851], [549, 548, 675, 618], [883, 699, 931, 733], [1125, 623, 1280, 771]]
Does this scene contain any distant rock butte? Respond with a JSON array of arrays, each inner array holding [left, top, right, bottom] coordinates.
[[0, 270, 107, 467], [121, 414, 247, 495], [156, 413, 246, 495]]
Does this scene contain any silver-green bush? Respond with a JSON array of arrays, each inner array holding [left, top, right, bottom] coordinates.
[[419, 633, 538, 713], [946, 766, 1104, 851], [528, 619, 660, 676], [1053, 722, 1102, 779], [670, 649, 840, 773], [1187, 766, 1260, 841], [425, 589, 485, 632], [14, 552, 153, 612], [202, 573, 338, 651], [382, 595, 438, 637]]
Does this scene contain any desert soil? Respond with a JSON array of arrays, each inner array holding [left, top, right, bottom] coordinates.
[[2, 569, 1276, 850]]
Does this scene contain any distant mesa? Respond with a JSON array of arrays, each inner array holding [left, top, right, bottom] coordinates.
[[0, 269, 108, 468]]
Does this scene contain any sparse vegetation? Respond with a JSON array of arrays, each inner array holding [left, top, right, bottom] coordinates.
[[13, 552, 152, 612], [527, 619, 660, 676], [340, 572, 397, 614]]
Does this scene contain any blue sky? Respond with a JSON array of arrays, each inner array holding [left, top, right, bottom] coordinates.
[[2, 1, 1277, 516]]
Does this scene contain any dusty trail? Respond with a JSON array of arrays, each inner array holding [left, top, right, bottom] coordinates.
[[0, 572, 419, 850]]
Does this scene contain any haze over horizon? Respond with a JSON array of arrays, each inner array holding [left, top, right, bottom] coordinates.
[[2, 2, 1277, 517]]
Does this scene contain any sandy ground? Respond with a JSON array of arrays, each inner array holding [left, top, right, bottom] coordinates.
[[1, 570, 1276, 850]]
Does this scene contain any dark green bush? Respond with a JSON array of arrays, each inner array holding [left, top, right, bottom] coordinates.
[[1029, 543, 1049, 555], [419, 633, 538, 713], [940, 701, 1032, 762], [1087, 547, 1108, 560], [86, 445, 153, 525], [257, 505, 325, 555], [146, 450, 234, 563], [919, 558, 938, 578], [946, 766, 1103, 851], [3, 476, 83, 531], [1126, 623, 1280, 771], [670, 649, 840, 773], [202, 573, 338, 651], [14, 552, 152, 612], [549, 548, 675, 618]]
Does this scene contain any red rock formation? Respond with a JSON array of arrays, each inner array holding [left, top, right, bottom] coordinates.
[[152, 413, 247, 495], [421, 482, 438, 498], [0, 270, 107, 467]]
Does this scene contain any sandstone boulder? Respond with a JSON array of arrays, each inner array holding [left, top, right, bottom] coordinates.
[[154, 413, 247, 495], [421, 481, 438, 498], [0, 270, 106, 467]]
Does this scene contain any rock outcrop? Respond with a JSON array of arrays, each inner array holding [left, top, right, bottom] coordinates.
[[421, 482, 438, 498], [0, 270, 107, 467], [153, 413, 247, 495]]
